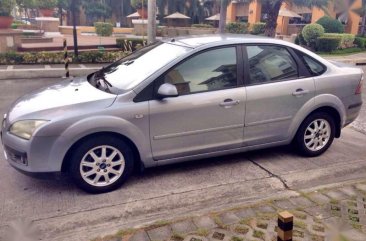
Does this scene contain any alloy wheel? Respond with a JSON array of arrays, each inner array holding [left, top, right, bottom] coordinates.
[[304, 119, 331, 152], [79, 145, 125, 187]]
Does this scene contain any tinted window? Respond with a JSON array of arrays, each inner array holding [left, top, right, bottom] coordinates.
[[161, 47, 237, 95], [246, 45, 298, 85], [294, 49, 326, 76]]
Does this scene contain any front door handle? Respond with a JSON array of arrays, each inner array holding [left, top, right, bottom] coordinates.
[[292, 88, 310, 97], [219, 99, 240, 108]]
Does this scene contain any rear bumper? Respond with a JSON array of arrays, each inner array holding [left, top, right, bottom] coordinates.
[[345, 101, 362, 126]]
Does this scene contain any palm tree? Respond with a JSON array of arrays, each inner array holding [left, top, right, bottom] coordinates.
[[156, 0, 205, 24], [260, 0, 329, 37], [219, 0, 229, 33], [352, 0, 366, 35]]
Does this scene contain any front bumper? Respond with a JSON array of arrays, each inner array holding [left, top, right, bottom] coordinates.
[[1, 129, 62, 173]]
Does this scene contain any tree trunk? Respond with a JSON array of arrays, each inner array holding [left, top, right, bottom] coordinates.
[[148, 0, 157, 44], [120, 0, 124, 26], [59, 6, 63, 26], [219, 0, 228, 34], [361, 15, 366, 36], [263, 0, 283, 37]]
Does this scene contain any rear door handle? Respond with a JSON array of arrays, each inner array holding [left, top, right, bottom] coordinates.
[[219, 99, 240, 108], [292, 89, 310, 97]]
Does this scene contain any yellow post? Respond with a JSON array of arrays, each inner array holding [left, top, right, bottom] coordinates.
[[63, 38, 69, 78], [277, 211, 293, 241]]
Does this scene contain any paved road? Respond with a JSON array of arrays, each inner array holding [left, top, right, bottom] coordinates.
[[0, 73, 366, 241]]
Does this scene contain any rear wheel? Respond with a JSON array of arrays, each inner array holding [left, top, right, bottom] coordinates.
[[295, 112, 335, 157], [69, 136, 134, 193]]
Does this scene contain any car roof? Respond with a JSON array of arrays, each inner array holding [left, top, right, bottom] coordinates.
[[161, 34, 289, 48]]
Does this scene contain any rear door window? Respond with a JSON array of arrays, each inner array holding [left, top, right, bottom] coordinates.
[[246, 45, 299, 85], [294, 49, 326, 76]]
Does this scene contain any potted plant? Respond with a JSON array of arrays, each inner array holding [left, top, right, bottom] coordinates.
[[0, 0, 15, 29], [131, 0, 147, 19], [37, 0, 57, 17]]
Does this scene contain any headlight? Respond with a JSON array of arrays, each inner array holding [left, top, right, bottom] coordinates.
[[10, 120, 48, 140]]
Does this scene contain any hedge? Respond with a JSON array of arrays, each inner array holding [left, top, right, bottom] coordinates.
[[317, 37, 341, 52], [354, 37, 366, 49], [250, 22, 265, 35], [295, 32, 306, 46], [302, 24, 325, 48], [323, 33, 355, 49], [316, 16, 344, 33], [0, 51, 126, 65], [191, 24, 213, 28], [225, 22, 248, 34], [116, 38, 147, 52]]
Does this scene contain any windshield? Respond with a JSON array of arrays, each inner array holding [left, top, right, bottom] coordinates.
[[89, 41, 191, 93]]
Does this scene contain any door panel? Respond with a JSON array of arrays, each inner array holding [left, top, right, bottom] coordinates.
[[243, 45, 315, 146], [244, 78, 314, 146], [149, 88, 246, 160], [149, 46, 245, 160]]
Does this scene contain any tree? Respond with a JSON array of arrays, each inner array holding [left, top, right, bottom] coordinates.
[[219, 0, 229, 33], [352, 0, 366, 36], [16, 0, 37, 19], [156, 0, 205, 23], [57, 0, 69, 25], [83, 0, 112, 24], [259, 0, 329, 37]]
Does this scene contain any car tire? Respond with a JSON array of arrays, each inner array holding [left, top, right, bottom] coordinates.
[[294, 112, 336, 157], [69, 135, 134, 193]]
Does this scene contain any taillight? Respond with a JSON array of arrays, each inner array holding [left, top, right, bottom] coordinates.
[[356, 75, 364, 95]]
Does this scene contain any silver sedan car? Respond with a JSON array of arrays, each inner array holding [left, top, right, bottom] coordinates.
[[1, 35, 363, 193]]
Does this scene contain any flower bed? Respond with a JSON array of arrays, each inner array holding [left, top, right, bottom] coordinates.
[[0, 50, 126, 65]]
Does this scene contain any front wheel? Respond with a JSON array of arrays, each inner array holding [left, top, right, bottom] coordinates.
[[294, 112, 336, 157], [69, 136, 134, 193]]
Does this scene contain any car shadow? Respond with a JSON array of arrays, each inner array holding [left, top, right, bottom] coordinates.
[[13, 144, 298, 195]]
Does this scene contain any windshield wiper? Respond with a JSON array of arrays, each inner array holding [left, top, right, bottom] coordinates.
[[122, 60, 134, 66], [94, 67, 113, 92]]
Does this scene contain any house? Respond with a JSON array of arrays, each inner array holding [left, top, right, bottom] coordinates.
[[226, 0, 363, 35]]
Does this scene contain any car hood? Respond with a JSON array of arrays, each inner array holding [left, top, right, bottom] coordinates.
[[7, 76, 117, 123]]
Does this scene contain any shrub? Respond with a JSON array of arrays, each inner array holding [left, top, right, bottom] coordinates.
[[191, 24, 213, 28], [225, 22, 248, 34], [317, 37, 341, 52], [295, 32, 306, 46], [316, 16, 344, 33], [1, 51, 23, 64], [323, 33, 355, 49], [354, 37, 366, 49], [0, 51, 125, 65], [302, 24, 325, 48], [94, 22, 113, 37], [116, 38, 147, 51], [250, 22, 265, 35]]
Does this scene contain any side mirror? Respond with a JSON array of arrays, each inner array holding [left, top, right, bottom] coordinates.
[[157, 83, 179, 99]]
